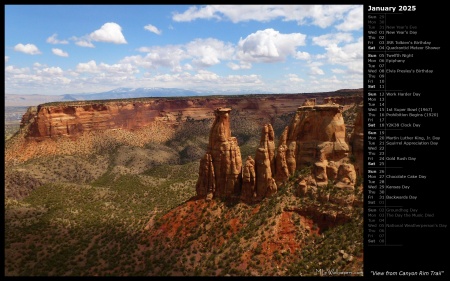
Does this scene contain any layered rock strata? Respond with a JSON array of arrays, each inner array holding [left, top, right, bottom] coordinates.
[[275, 99, 353, 186], [19, 90, 363, 141], [350, 104, 364, 176], [254, 124, 277, 200], [196, 108, 242, 200], [196, 100, 360, 202]]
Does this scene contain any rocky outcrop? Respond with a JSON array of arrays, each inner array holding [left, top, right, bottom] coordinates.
[[19, 106, 38, 129], [19, 90, 362, 141], [277, 100, 351, 184], [196, 98, 362, 202], [240, 156, 256, 202], [195, 154, 215, 199], [255, 124, 277, 200], [350, 104, 364, 176], [196, 108, 242, 200], [274, 127, 290, 185]]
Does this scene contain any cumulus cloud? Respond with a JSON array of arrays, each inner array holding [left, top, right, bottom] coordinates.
[[89, 22, 127, 44], [132, 45, 189, 70], [46, 33, 69, 44], [37, 66, 64, 76], [323, 36, 363, 73], [331, 68, 346, 74], [287, 74, 304, 82], [74, 39, 95, 48], [76, 60, 139, 76], [14, 43, 41, 55], [144, 24, 162, 35], [76, 60, 99, 73], [295, 51, 310, 60], [172, 5, 361, 29], [5, 65, 29, 74], [5, 56, 9, 62], [308, 62, 325, 75], [186, 38, 234, 67], [52, 48, 69, 57], [172, 5, 221, 22], [336, 5, 363, 31], [227, 61, 252, 70], [130, 38, 235, 70], [237, 29, 306, 63], [312, 33, 353, 47]]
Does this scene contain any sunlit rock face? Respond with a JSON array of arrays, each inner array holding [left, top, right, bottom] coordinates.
[[196, 108, 243, 200]]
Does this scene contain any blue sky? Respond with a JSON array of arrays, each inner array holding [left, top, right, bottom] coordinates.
[[5, 5, 363, 95]]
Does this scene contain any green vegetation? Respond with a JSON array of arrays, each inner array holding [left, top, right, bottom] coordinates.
[[4, 99, 363, 276]]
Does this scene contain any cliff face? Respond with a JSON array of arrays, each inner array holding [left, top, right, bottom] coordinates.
[[19, 91, 363, 141], [350, 104, 364, 176], [196, 108, 243, 200], [277, 98, 352, 188], [196, 97, 361, 202]]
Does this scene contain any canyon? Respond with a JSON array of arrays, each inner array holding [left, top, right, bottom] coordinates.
[[5, 89, 364, 276]]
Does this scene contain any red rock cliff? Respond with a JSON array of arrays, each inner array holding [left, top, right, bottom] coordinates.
[[20, 91, 362, 141]]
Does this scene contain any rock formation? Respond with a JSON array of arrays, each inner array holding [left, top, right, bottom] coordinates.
[[274, 127, 290, 185], [195, 153, 215, 199], [255, 124, 277, 200], [276, 99, 352, 186], [350, 104, 364, 176], [196, 108, 242, 200], [18, 90, 363, 142], [240, 156, 256, 202], [195, 98, 362, 202]]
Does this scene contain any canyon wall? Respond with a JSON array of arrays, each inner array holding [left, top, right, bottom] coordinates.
[[19, 91, 362, 141]]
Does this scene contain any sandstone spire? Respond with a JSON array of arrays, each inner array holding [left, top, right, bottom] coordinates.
[[196, 108, 242, 199], [241, 156, 256, 202], [254, 124, 277, 200]]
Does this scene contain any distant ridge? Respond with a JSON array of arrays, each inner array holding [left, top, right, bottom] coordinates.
[[5, 87, 361, 107]]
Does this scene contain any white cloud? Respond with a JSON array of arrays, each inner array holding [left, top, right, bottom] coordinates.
[[52, 48, 69, 57], [75, 60, 139, 77], [131, 38, 235, 70], [295, 51, 310, 60], [227, 61, 252, 70], [5, 56, 9, 62], [37, 66, 64, 76], [237, 29, 306, 63], [331, 68, 345, 74], [323, 36, 363, 74], [186, 38, 234, 67], [304, 5, 352, 28], [312, 33, 353, 47], [14, 43, 41, 55], [144, 24, 162, 35], [308, 62, 325, 75], [336, 5, 363, 31], [33, 62, 44, 68], [5, 65, 29, 74], [172, 5, 360, 28], [287, 74, 304, 82], [132, 45, 188, 70], [74, 38, 95, 48], [46, 33, 69, 44], [193, 69, 219, 81], [89, 22, 127, 44], [76, 60, 99, 73], [172, 5, 221, 22]]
